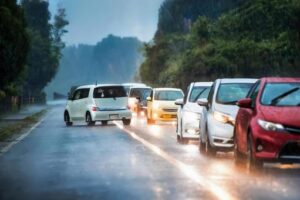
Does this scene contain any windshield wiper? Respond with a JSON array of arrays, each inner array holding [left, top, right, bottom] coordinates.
[[270, 87, 299, 106], [193, 88, 208, 102], [221, 100, 237, 105]]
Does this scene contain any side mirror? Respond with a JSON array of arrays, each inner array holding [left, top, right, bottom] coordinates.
[[197, 98, 208, 107], [237, 98, 252, 108], [175, 98, 184, 106], [146, 96, 152, 101]]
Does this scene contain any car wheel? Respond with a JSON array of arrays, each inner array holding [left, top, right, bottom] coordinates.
[[123, 119, 131, 126], [206, 134, 216, 156], [101, 120, 108, 126], [234, 133, 243, 166], [246, 134, 263, 172], [199, 137, 206, 154], [86, 112, 95, 126], [64, 111, 73, 126]]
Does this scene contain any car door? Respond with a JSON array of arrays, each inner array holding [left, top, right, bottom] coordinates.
[[78, 88, 90, 119], [238, 81, 261, 153], [69, 89, 82, 120]]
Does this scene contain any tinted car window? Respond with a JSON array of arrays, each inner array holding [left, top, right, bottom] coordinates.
[[80, 88, 90, 99], [129, 88, 152, 100], [154, 90, 183, 101], [73, 90, 81, 100], [93, 86, 127, 98], [261, 83, 300, 106], [216, 83, 253, 105], [189, 86, 210, 102]]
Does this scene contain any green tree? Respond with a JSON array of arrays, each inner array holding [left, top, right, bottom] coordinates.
[[0, 0, 29, 98]]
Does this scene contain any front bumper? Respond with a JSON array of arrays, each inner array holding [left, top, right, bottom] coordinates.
[[152, 109, 177, 121], [252, 126, 300, 163], [207, 115, 234, 148], [91, 109, 132, 121]]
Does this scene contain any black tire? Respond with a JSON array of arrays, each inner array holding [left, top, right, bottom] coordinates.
[[246, 134, 263, 172], [199, 138, 206, 154], [123, 119, 131, 126], [206, 135, 216, 156], [64, 111, 73, 126], [101, 120, 108, 126], [86, 112, 95, 126], [234, 132, 244, 166]]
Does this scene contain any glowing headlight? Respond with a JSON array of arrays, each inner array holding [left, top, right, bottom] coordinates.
[[184, 112, 200, 120], [213, 111, 235, 125], [257, 119, 285, 132]]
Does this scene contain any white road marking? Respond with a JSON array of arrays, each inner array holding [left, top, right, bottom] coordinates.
[[114, 121, 236, 200], [0, 111, 49, 156]]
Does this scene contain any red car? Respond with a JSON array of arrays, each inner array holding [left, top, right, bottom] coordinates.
[[234, 77, 300, 170]]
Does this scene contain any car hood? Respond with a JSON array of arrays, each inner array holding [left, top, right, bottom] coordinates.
[[155, 100, 179, 109], [214, 103, 239, 118], [260, 106, 300, 127]]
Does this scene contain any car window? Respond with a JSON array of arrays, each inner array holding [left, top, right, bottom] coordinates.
[[154, 90, 183, 101], [80, 88, 90, 99], [73, 89, 81, 100], [216, 83, 253, 105], [261, 83, 300, 106], [248, 81, 261, 107], [93, 86, 127, 98], [189, 86, 210, 102], [129, 88, 152, 100]]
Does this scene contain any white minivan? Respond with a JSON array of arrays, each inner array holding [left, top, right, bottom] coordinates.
[[64, 84, 132, 126], [198, 78, 257, 155]]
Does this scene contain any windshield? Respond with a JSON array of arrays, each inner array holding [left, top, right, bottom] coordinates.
[[261, 83, 300, 106], [216, 83, 253, 105], [93, 86, 127, 98], [154, 90, 183, 101], [189, 86, 210, 102], [129, 88, 152, 100]]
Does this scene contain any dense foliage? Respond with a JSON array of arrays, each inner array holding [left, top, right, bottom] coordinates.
[[140, 0, 300, 89], [21, 0, 68, 100], [0, 0, 29, 98], [45, 35, 143, 99]]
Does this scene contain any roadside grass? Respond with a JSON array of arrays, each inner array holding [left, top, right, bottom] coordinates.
[[0, 109, 47, 142]]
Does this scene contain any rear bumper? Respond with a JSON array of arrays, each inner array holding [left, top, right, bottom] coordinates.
[[91, 109, 132, 121]]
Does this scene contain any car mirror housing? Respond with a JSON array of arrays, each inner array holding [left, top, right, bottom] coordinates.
[[175, 98, 184, 106], [197, 98, 208, 107], [146, 96, 152, 101], [237, 98, 252, 108]]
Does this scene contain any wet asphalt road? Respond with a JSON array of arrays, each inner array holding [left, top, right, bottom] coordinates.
[[0, 105, 300, 200]]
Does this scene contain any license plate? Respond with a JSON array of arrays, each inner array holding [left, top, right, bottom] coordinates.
[[109, 114, 119, 120], [163, 114, 171, 118]]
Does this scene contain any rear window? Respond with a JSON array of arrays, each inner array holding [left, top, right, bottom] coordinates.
[[129, 88, 152, 100], [93, 86, 127, 98], [154, 90, 183, 101]]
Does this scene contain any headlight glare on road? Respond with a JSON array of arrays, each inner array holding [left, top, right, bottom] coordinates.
[[257, 119, 285, 132]]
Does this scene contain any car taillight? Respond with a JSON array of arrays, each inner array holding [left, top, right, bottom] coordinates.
[[127, 105, 130, 110], [92, 106, 97, 111]]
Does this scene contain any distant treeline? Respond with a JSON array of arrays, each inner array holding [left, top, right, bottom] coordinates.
[[140, 0, 300, 89], [0, 0, 68, 111], [45, 35, 143, 99]]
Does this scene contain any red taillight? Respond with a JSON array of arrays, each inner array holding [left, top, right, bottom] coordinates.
[[92, 107, 97, 111], [127, 105, 130, 110]]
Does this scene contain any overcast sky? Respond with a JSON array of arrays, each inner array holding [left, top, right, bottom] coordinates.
[[49, 0, 164, 45]]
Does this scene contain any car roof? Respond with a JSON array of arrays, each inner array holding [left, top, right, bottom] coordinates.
[[218, 78, 258, 84], [122, 83, 146, 87], [77, 84, 124, 89], [192, 82, 213, 87], [262, 77, 300, 83], [129, 86, 152, 90], [154, 88, 183, 91]]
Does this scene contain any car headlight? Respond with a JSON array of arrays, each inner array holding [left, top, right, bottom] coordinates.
[[184, 111, 200, 120], [213, 111, 235, 125], [257, 119, 285, 132]]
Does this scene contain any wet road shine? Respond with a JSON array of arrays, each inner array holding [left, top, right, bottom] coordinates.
[[0, 105, 300, 200]]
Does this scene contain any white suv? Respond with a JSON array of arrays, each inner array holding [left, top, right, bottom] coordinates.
[[64, 84, 132, 126], [175, 82, 212, 144], [198, 78, 257, 155]]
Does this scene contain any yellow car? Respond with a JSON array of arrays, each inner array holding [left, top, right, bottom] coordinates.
[[146, 88, 184, 124]]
